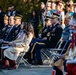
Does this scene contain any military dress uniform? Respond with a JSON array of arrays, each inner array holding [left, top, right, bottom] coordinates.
[[12, 14, 23, 40], [0, 25, 14, 47], [49, 23, 63, 48], [10, 24, 21, 41], [26, 24, 52, 64], [39, 25, 52, 39], [4, 15, 22, 42], [0, 25, 11, 41], [4, 25, 15, 41], [50, 23, 64, 75], [5, 25, 21, 42], [0, 15, 15, 41], [0, 25, 9, 39], [49, 13, 63, 48], [27, 22, 62, 65]]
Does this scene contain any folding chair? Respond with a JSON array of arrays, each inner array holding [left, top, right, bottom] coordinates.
[[16, 47, 31, 69], [41, 40, 71, 65], [41, 40, 61, 65]]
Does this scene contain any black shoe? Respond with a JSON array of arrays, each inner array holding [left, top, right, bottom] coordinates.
[[31, 60, 37, 65], [31, 60, 43, 65], [27, 59, 32, 64], [36, 60, 43, 65], [23, 52, 29, 59], [23, 52, 31, 59]]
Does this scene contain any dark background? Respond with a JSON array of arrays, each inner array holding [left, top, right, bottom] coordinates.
[[0, 0, 75, 21]]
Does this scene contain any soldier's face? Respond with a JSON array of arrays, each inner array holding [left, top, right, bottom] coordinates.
[[14, 19, 21, 25], [9, 16, 15, 26], [4, 19, 8, 25]]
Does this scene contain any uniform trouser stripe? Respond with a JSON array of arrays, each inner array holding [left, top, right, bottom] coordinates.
[[31, 42, 45, 59]]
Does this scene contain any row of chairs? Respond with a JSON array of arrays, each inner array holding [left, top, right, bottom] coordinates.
[[0, 38, 71, 69], [15, 40, 71, 69]]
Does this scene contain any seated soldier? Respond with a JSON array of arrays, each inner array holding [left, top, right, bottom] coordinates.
[[13, 14, 23, 40], [0, 16, 15, 42], [0, 14, 22, 43], [24, 17, 52, 65], [4, 14, 22, 42], [25, 13, 63, 65], [6, 16, 15, 41], [1, 23, 34, 69]]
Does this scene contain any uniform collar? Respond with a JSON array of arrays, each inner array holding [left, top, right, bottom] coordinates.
[[5, 24, 8, 26], [53, 22, 58, 26], [15, 24, 20, 27]]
